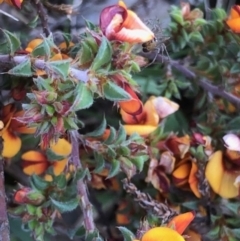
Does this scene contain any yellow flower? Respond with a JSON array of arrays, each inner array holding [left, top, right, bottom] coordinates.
[[22, 138, 72, 177], [121, 96, 179, 136], [0, 104, 36, 158], [205, 150, 240, 198]]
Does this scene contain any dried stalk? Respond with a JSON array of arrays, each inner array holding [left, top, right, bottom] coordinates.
[[122, 178, 178, 224]]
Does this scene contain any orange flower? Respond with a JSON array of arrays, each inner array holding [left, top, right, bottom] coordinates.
[[226, 5, 240, 33], [172, 155, 201, 198], [121, 96, 179, 136], [0, 104, 36, 158], [135, 212, 195, 241], [100, 0, 154, 43], [22, 138, 72, 177]]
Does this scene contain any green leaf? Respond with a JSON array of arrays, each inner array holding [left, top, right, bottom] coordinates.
[[118, 146, 131, 156], [75, 168, 91, 181], [48, 59, 71, 80], [78, 40, 94, 65], [32, 38, 51, 58], [86, 118, 106, 137], [28, 16, 39, 28], [72, 82, 94, 111], [189, 31, 204, 43], [107, 146, 117, 158], [46, 148, 65, 162], [31, 175, 50, 191], [50, 197, 79, 213], [26, 205, 36, 215], [131, 155, 148, 172], [1, 29, 20, 55], [103, 126, 117, 144], [91, 36, 112, 70], [103, 81, 131, 101], [8, 58, 32, 77], [93, 152, 105, 173], [55, 174, 67, 189], [115, 124, 127, 144], [230, 63, 240, 74], [169, 11, 184, 25], [107, 159, 120, 179], [117, 227, 135, 241]]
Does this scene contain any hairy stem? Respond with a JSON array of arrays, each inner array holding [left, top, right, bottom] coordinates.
[[69, 130, 95, 233], [31, 0, 50, 37]]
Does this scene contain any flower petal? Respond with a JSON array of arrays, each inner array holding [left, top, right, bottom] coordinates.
[[189, 161, 201, 198], [23, 162, 48, 176], [22, 151, 47, 162], [226, 18, 240, 33], [2, 129, 21, 158], [143, 96, 160, 126], [172, 162, 191, 186], [123, 124, 157, 135], [50, 138, 72, 156], [223, 133, 240, 151], [141, 227, 185, 241], [53, 158, 68, 176], [168, 212, 195, 235], [152, 97, 179, 119], [205, 151, 240, 198]]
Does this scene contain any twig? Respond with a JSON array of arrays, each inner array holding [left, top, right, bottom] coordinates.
[[0, 55, 89, 83], [31, 0, 50, 37], [122, 178, 178, 224], [0, 137, 10, 241], [141, 52, 240, 109], [69, 130, 96, 233]]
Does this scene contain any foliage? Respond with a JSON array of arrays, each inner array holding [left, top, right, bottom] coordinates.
[[1, 0, 240, 241]]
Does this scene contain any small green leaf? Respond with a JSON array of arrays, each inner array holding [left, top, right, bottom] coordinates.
[[48, 59, 71, 80], [55, 174, 67, 189], [31, 175, 49, 191], [93, 153, 105, 173], [28, 16, 39, 28], [72, 82, 94, 111], [103, 81, 131, 101], [1, 29, 20, 55], [131, 155, 148, 172], [32, 38, 51, 58], [104, 126, 117, 144], [78, 41, 94, 65], [115, 124, 127, 144], [189, 31, 204, 43], [75, 168, 91, 181], [117, 227, 135, 241], [50, 197, 79, 212], [230, 63, 240, 74], [91, 36, 112, 70], [107, 159, 120, 179], [107, 146, 117, 158], [169, 11, 184, 25], [46, 148, 65, 162], [26, 205, 36, 215], [118, 146, 131, 156], [8, 58, 32, 77], [86, 118, 106, 137]]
